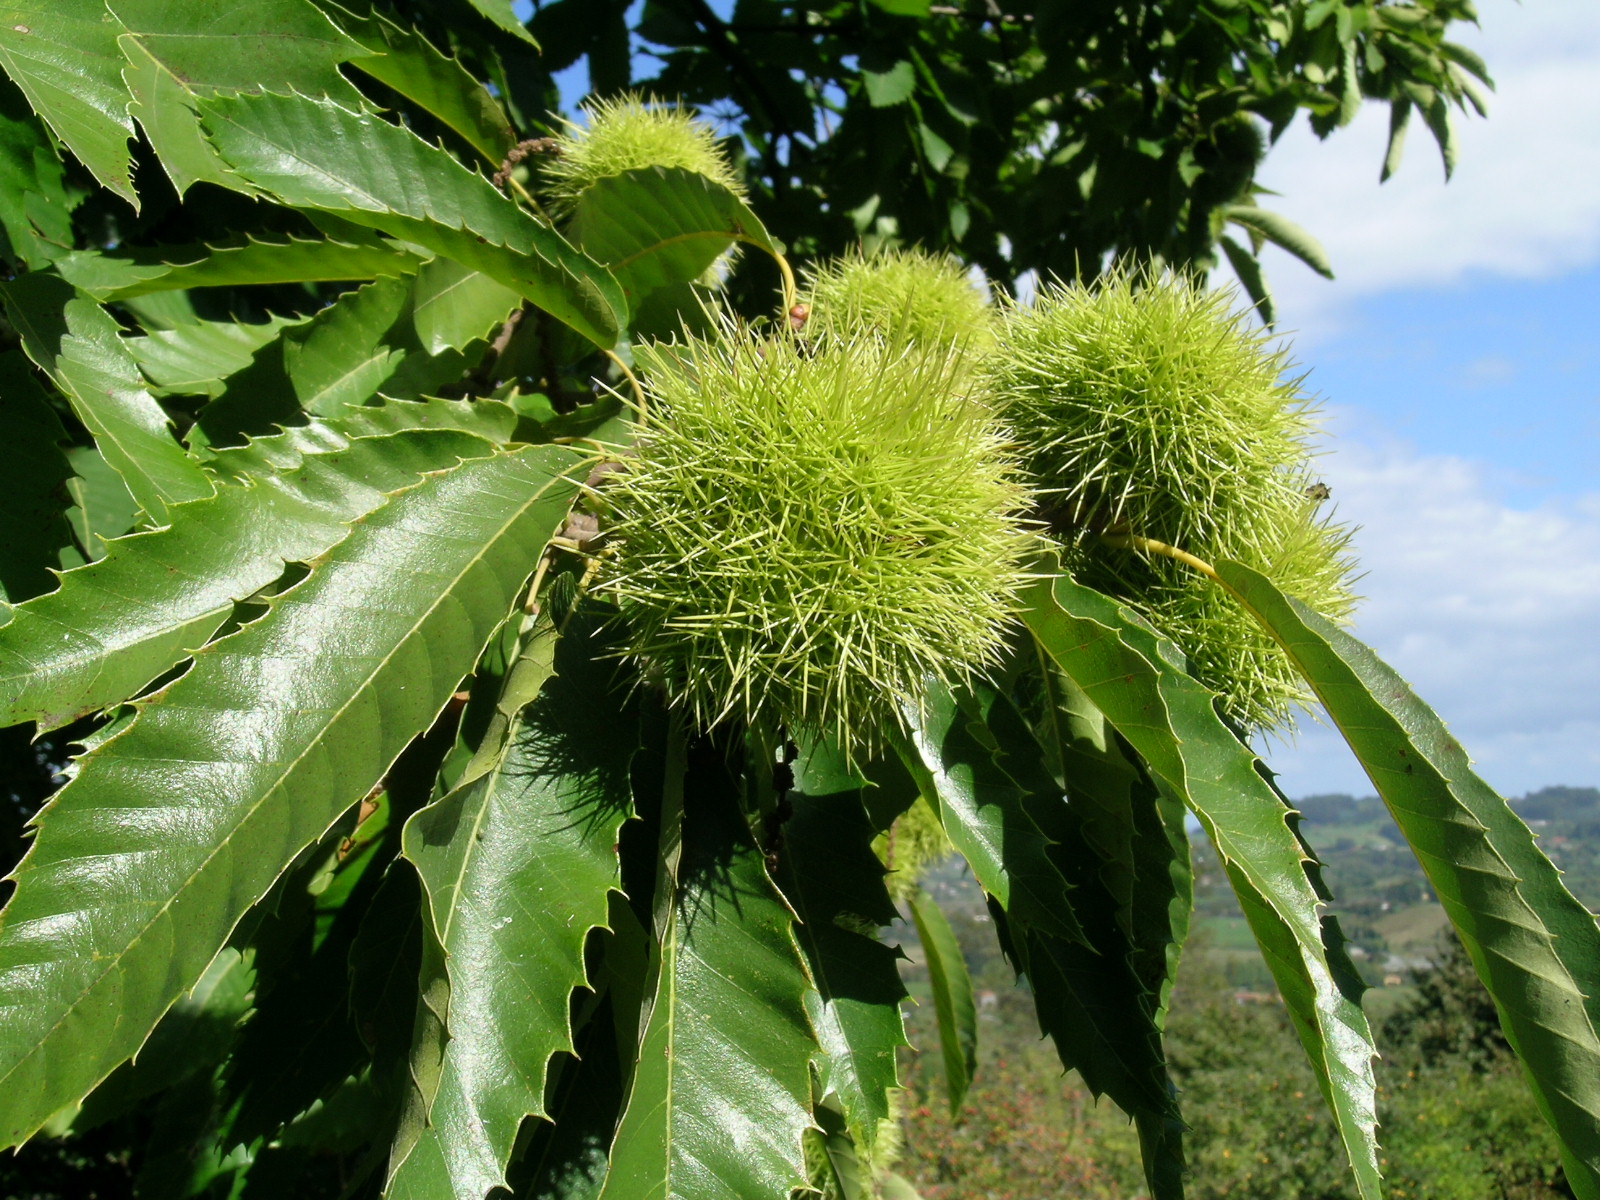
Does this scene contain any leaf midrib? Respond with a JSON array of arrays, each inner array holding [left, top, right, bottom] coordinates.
[[0, 450, 561, 1100], [203, 96, 391, 213], [298, 343, 402, 412], [53, 301, 209, 508], [0, 438, 413, 715]]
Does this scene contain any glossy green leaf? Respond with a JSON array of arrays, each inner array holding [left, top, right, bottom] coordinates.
[[0, 77, 76, 269], [516, 965, 628, 1200], [112, 0, 365, 92], [188, 276, 460, 447], [186, 339, 309, 451], [627, 277, 724, 341], [114, 288, 200, 330], [127, 313, 304, 398], [55, 234, 424, 301], [375, 337, 480, 406], [113, 0, 368, 194], [977, 683, 1185, 1196], [1225, 205, 1335, 280], [806, 1100, 868, 1200], [1217, 559, 1600, 1198], [388, 627, 635, 1199], [220, 812, 396, 1147], [63, 444, 139, 562], [1219, 234, 1276, 327], [461, 0, 535, 43], [907, 887, 976, 1118], [780, 741, 909, 1153], [0, 3, 137, 205], [118, 36, 247, 197], [2, 274, 213, 522], [969, 676, 1184, 1190], [198, 90, 625, 348], [0, 425, 495, 731], [410, 258, 522, 356], [1126, 753, 1192, 1032], [326, 3, 515, 165], [71, 946, 254, 1133], [1023, 571, 1382, 1200], [569, 166, 775, 308], [0, 444, 581, 1147], [282, 276, 410, 414], [1037, 668, 1193, 1028], [897, 680, 1085, 944], [200, 397, 519, 478], [595, 742, 816, 1200], [1381, 98, 1411, 182], [316, 395, 521, 447], [0, 351, 74, 607]]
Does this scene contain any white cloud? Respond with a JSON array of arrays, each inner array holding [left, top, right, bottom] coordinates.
[[1261, 414, 1600, 798], [1233, 0, 1600, 337], [1226, 2, 1600, 801]]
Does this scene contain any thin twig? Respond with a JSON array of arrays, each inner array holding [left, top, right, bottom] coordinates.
[[495, 137, 560, 219], [508, 175, 547, 218], [494, 137, 561, 188], [766, 245, 799, 316], [1100, 532, 1221, 582]]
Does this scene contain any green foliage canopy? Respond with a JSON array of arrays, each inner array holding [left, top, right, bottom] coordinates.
[[604, 0, 1490, 317], [0, 4, 1591, 1200]]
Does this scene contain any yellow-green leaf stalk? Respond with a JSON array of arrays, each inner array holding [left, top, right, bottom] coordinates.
[[801, 247, 996, 347], [540, 93, 745, 214], [989, 270, 1358, 732], [600, 318, 1038, 756]]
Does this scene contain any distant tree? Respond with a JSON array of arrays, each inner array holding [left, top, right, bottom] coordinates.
[[1518, 786, 1600, 823], [1381, 935, 1512, 1071]]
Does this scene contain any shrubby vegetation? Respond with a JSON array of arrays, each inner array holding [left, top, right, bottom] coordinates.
[[1168, 943, 1571, 1200], [896, 812, 1590, 1200]]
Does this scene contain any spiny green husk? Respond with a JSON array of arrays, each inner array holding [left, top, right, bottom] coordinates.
[[989, 271, 1358, 731], [1104, 503, 1358, 731], [804, 1095, 910, 1198], [875, 795, 953, 903], [541, 94, 744, 212], [601, 321, 1037, 754], [801, 247, 995, 346]]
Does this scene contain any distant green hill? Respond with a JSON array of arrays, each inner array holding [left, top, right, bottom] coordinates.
[[1299, 784, 1600, 828], [1188, 786, 1600, 991], [1292, 785, 1600, 908], [916, 784, 1600, 993], [894, 786, 1596, 1197]]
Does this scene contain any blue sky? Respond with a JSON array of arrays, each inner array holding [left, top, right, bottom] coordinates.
[[540, 0, 1599, 799], [1298, 266, 1600, 509], [1232, 0, 1600, 798]]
